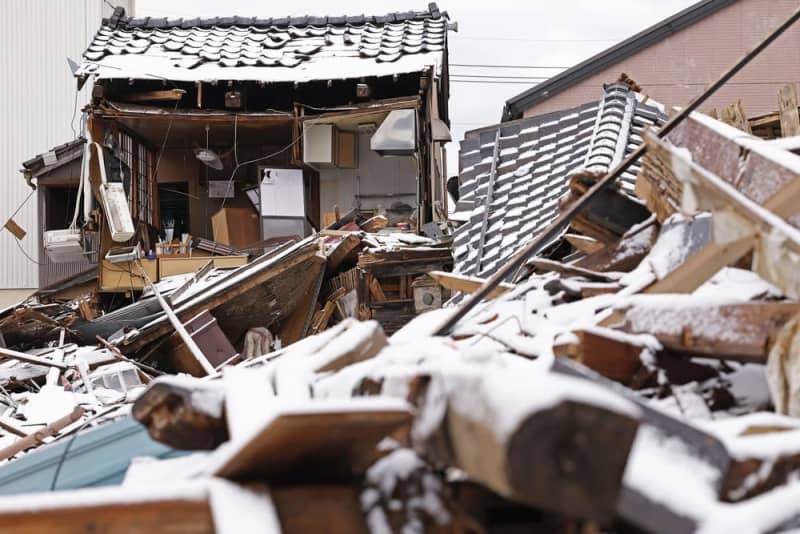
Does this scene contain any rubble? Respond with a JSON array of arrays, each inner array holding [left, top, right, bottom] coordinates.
[[5, 3, 800, 534]]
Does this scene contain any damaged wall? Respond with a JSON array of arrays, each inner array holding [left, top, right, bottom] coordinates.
[[0, 0, 133, 291], [517, 0, 800, 119], [319, 132, 417, 217]]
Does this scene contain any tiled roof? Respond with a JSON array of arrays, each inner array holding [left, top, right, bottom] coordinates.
[[77, 4, 448, 83], [20, 137, 85, 178], [453, 83, 666, 278]]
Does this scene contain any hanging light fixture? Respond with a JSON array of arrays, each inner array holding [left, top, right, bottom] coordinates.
[[194, 124, 224, 170]]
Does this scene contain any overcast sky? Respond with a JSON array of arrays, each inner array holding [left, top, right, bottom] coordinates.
[[135, 0, 698, 173]]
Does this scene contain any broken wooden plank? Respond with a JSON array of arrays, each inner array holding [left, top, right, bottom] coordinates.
[[428, 270, 514, 300], [527, 258, 621, 283], [132, 375, 227, 450], [565, 233, 604, 254], [309, 300, 336, 335], [325, 233, 362, 271], [360, 215, 388, 233], [0, 407, 84, 462], [143, 269, 215, 376], [3, 218, 26, 240], [278, 257, 326, 346], [645, 235, 755, 294], [121, 240, 319, 355], [617, 301, 800, 363], [272, 485, 369, 534], [211, 399, 411, 481], [779, 84, 800, 137], [575, 220, 658, 273], [119, 89, 187, 102], [0, 347, 68, 370], [370, 367, 640, 523], [368, 276, 387, 302], [719, 99, 752, 134], [554, 327, 650, 385]]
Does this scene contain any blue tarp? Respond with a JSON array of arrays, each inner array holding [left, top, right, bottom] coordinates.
[[0, 415, 185, 494]]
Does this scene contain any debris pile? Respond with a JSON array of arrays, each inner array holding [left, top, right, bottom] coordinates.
[[2, 96, 800, 532], [4, 2, 800, 525]]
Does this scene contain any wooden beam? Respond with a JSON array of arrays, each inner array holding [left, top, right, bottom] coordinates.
[[565, 233, 604, 254], [645, 235, 755, 294], [719, 99, 752, 133], [0, 407, 84, 462], [132, 376, 228, 450], [527, 258, 621, 283], [278, 256, 325, 345], [779, 84, 800, 137], [0, 488, 214, 534], [419, 370, 639, 523], [120, 242, 318, 354], [554, 328, 646, 384], [119, 89, 187, 102], [619, 301, 800, 363], [0, 347, 68, 370], [272, 485, 369, 534], [325, 233, 362, 271], [428, 270, 514, 300], [212, 402, 411, 481]]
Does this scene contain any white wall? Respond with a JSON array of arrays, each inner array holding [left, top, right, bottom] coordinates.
[[319, 132, 417, 217], [0, 0, 132, 289]]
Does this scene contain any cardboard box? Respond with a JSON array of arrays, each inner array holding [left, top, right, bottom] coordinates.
[[211, 207, 260, 248], [100, 259, 158, 291], [159, 255, 248, 278]]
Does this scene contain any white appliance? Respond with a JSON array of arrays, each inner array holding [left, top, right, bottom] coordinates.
[[371, 109, 417, 156], [259, 167, 308, 240], [105, 244, 141, 264], [44, 229, 85, 263], [90, 142, 135, 243], [258, 168, 305, 218], [303, 124, 335, 165]]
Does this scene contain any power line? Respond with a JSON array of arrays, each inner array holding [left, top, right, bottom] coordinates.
[[450, 79, 543, 85], [450, 63, 569, 69], [450, 74, 551, 80], [451, 35, 622, 43]]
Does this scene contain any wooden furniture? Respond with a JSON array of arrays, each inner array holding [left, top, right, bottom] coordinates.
[[159, 256, 248, 278], [100, 259, 158, 291]]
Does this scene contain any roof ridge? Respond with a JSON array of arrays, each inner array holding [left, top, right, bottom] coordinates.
[[103, 3, 446, 30]]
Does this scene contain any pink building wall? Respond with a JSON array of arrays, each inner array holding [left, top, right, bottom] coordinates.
[[522, 0, 800, 119]]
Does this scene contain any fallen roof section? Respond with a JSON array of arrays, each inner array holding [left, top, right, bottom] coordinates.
[[454, 82, 666, 278], [20, 137, 85, 186]]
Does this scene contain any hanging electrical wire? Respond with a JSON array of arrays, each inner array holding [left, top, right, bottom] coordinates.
[[450, 63, 569, 69], [219, 113, 302, 209]]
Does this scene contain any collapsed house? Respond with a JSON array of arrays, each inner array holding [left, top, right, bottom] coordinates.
[[4, 3, 800, 533], [9, 5, 455, 360]]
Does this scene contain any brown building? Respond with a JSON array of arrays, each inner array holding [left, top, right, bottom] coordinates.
[[503, 0, 800, 121]]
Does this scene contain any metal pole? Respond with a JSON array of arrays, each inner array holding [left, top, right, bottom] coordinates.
[[434, 4, 800, 336]]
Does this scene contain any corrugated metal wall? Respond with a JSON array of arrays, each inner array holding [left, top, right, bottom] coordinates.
[[0, 0, 131, 289]]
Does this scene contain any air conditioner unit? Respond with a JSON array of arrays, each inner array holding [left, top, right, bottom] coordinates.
[[105, 244, 141, 264], [44, 229, 85, 263], [100, 182, 135, 242]]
